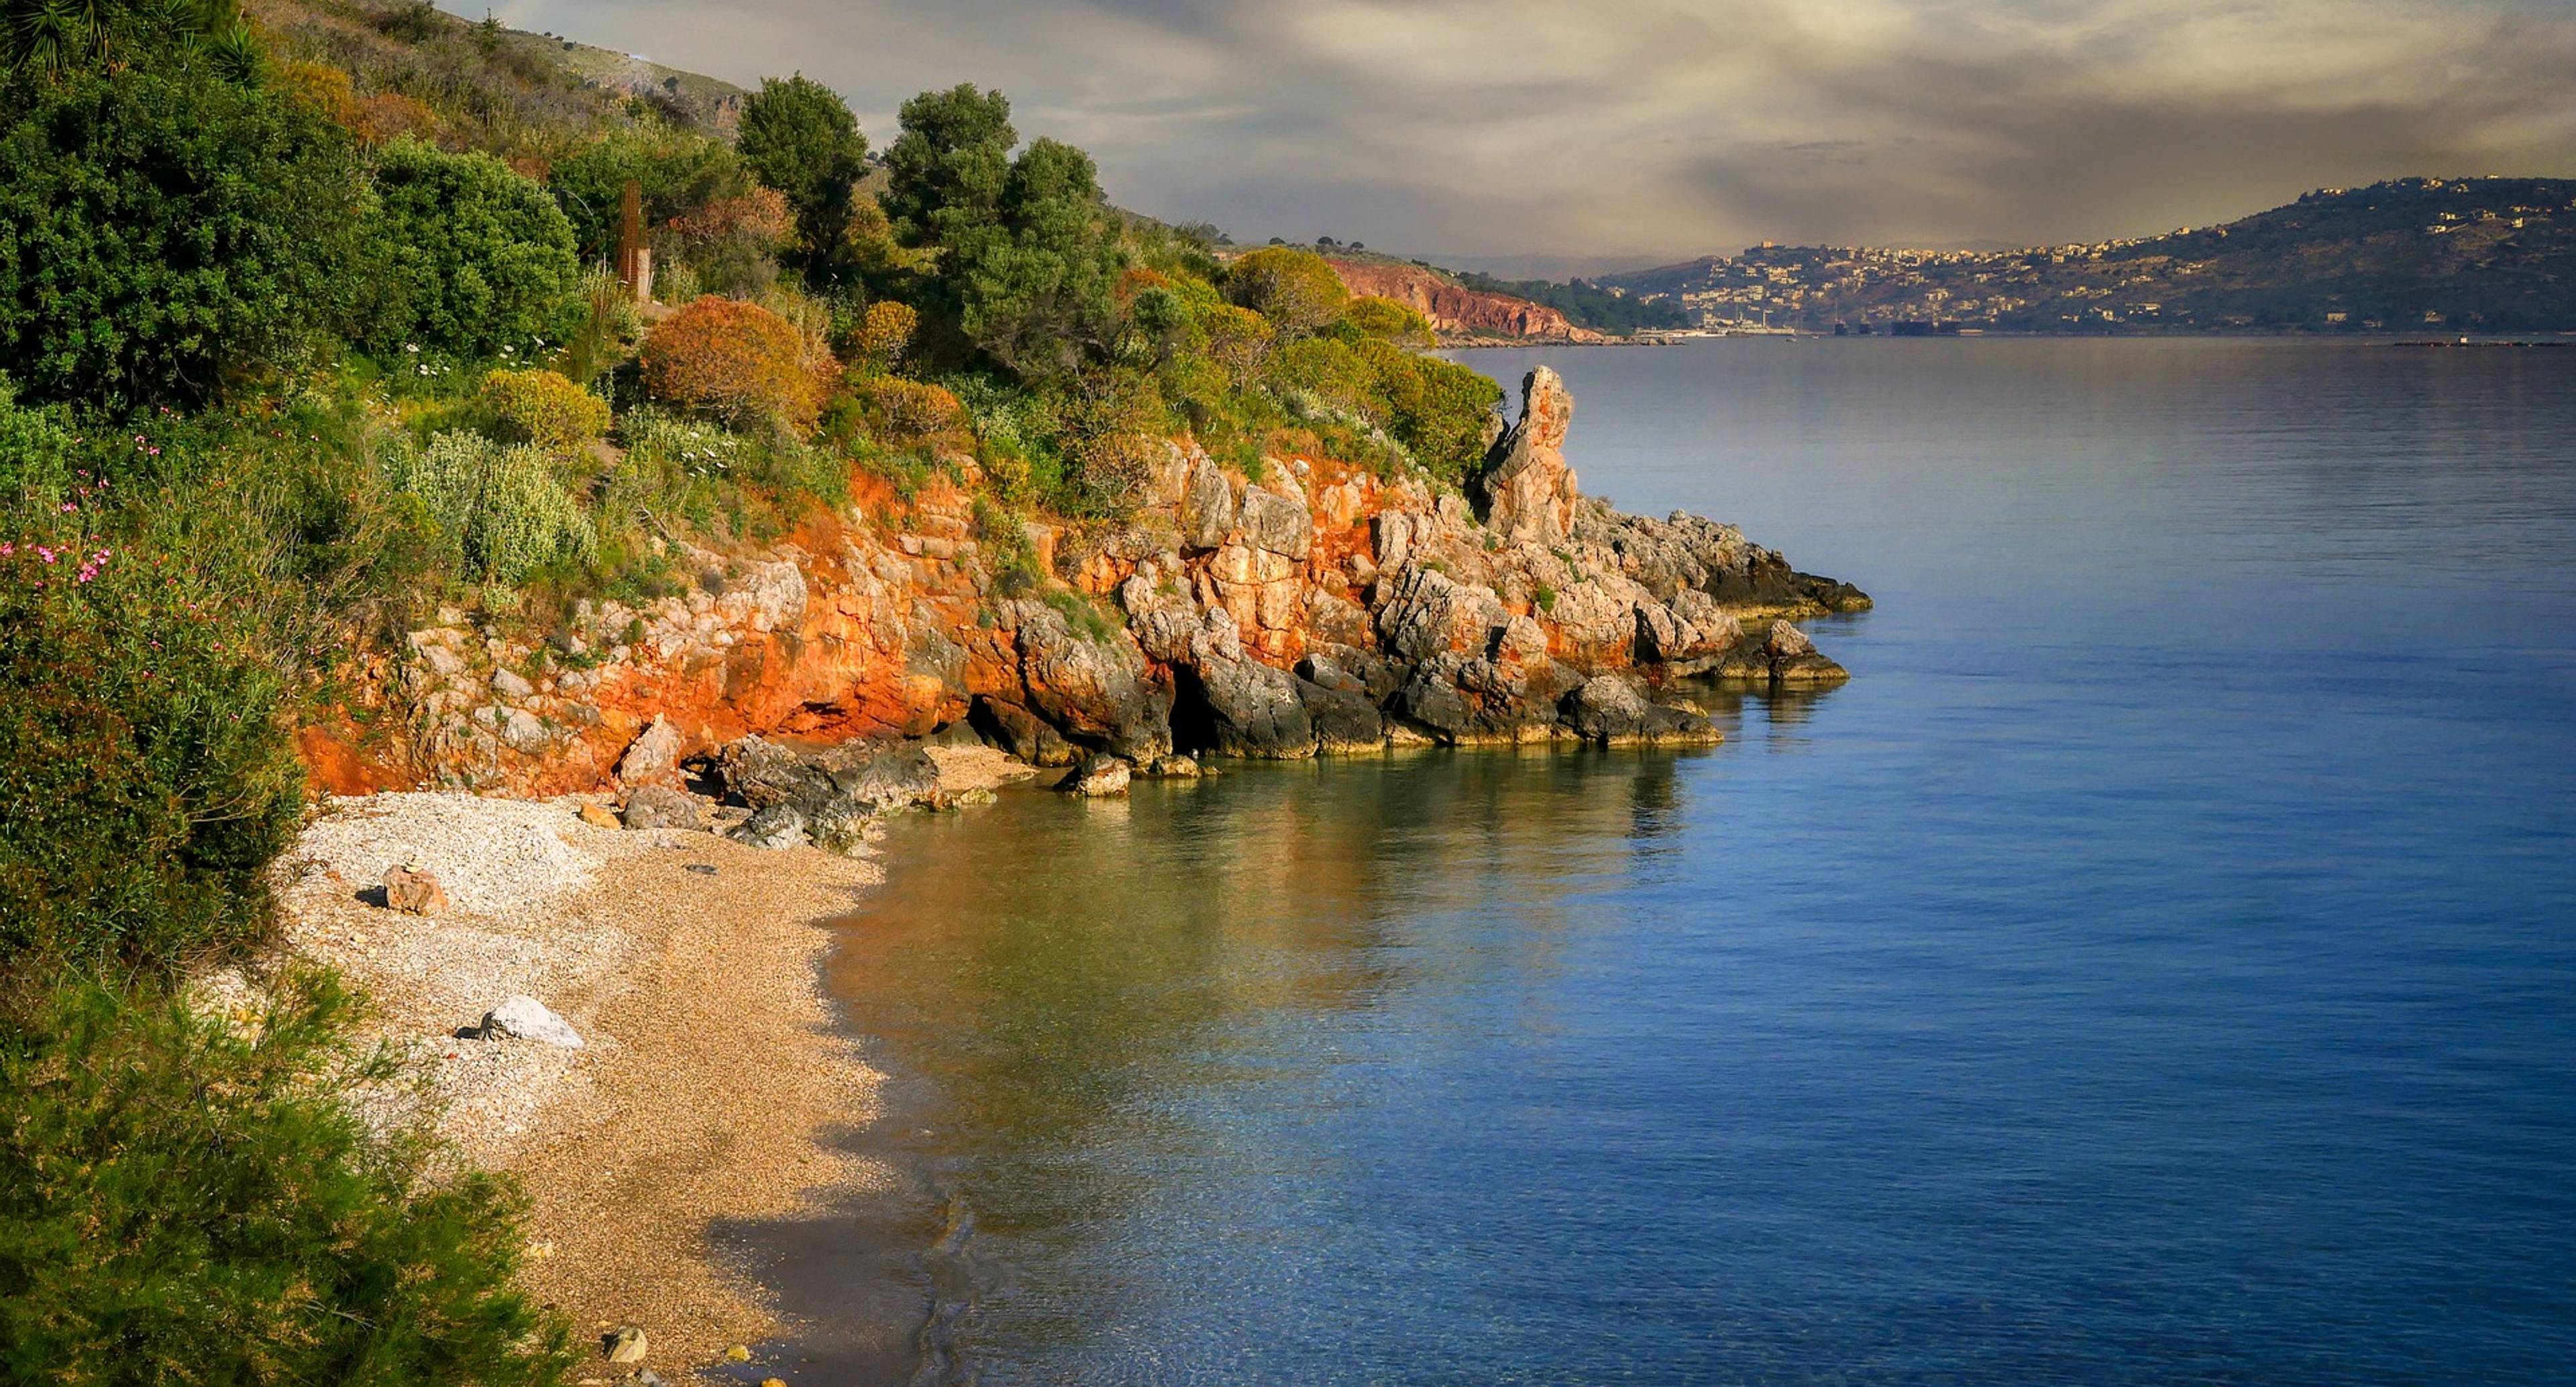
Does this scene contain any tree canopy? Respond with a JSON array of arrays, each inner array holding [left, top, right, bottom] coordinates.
[[736, 73, 868, 274]]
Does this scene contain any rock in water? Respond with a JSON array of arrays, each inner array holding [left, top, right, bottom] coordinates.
[[382, 863, 447, 916], [1765, 620, 1816, 658], [1056, 753, 1132, 797], [1476, 366, 1580, 545], [478, 995, 583, 1048], [602, 1325, 647, 1364], [620, 783, 702, 831]]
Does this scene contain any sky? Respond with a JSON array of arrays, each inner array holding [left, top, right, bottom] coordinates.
[[492, 0, 2576, 270]]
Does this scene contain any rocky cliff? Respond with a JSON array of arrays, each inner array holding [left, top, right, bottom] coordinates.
[[308, 368, 1864, 809], [1328, 260, 1611, 345]]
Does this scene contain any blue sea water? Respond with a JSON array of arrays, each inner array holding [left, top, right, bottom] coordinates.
[[750, 338, 2576, 1386]]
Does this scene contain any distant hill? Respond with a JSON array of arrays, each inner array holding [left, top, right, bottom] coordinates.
[[244, 0, 747, 156], [1601, 178, 2576, 333]]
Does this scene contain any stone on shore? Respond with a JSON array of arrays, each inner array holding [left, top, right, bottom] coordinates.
[[382, 863, 447, 916], [578, 803, 621, 830], [621, 784, 702, 831], [477, 995, 583, 1048], [616, 715, 686, 787], [602, 1325, 647, 1364], [729, 803, 810, 850]]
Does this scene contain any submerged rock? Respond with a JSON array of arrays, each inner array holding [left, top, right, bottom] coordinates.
[[1056, 753, 1131, 797]]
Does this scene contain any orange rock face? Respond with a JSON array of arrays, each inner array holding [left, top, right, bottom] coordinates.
[[1326, 260, 1611, 345], [303, 373, 1862, 791]]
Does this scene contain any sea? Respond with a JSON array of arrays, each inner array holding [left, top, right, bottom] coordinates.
[[734, 337, 2576, 1386]]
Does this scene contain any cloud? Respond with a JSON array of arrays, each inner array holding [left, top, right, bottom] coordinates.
[[491, 0, 2576, 260]]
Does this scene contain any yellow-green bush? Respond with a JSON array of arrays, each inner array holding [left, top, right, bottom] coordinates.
[[1340, 294, 1434, 345], [859, 375, 963, 443], [480, 368, 611, 449], [1225, 246, 1348, 338], [388, 431, 594, 584]]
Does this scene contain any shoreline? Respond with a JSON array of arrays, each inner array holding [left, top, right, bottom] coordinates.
[[256, 746, 1034, 1383]]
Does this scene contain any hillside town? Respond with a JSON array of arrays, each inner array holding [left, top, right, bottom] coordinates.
[[1598, 177, 2576, 333]]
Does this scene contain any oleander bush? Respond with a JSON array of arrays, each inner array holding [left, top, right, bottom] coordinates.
[[0, 969, 578, 1387], [0, 535, 301, 971]]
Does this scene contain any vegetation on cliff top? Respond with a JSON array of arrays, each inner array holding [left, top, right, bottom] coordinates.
[[0, 1, 1507, 1376]]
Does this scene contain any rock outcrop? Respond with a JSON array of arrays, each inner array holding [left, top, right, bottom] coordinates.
[[314, 369, 1865, 797], [1477, 365, 1580, 544]]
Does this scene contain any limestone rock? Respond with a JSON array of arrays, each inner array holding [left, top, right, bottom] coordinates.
[[1476, 366, 1579, 545], [1012, 601, 1173, 761], [621, 784, 702, 831], [972, 696, 1076, 767], [382, 864, 447, 916], [602, 1326, 647, 1364], [1056, 753, 1132, 796], [478, 995, 583, 1048], [1193, 655, 1315, 759], [1180, 456, 1236, 551], [1146, 753, 1201, 778], [578, 803, 621, 829], [616, 715, 686, 787], [729, 803, 810, 850], [1299, 677, 1385, 753], [1766, 620, 1816, 658], [1238, 487, 1313, 559]]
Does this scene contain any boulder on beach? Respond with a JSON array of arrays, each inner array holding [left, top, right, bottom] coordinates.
[[382, 863, 447, 916], [476, 995, 583, 1048]]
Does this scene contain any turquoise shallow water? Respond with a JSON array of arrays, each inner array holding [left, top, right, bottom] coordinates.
[[740, 339, 2576, 1385]]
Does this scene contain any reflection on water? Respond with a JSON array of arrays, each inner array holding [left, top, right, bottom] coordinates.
[[729, 748, 1731, 1384], [725, 340, 2576, 1386]]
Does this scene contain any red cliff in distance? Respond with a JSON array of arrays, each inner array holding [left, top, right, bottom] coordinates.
[[1326, 259, 1611, 345]]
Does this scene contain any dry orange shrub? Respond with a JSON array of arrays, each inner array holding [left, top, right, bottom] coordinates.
[[641, 296, 836, 436]]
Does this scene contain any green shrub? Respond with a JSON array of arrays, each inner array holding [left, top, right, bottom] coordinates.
[[387, 431, 594, 584], [1226, 246, 1347, 338], [364, 139, 582, 359], [0, 535, 302, 970], [1339, 294, 1434, 345], [0, 969, 577, 1386], [0, 64, 365, 407], [480, 368, 611, 449]]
